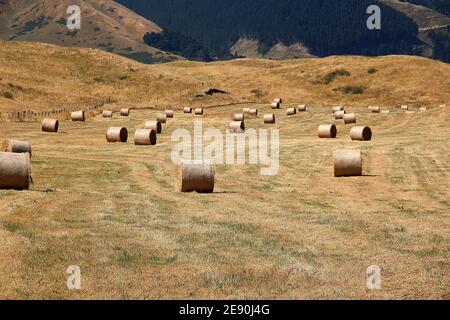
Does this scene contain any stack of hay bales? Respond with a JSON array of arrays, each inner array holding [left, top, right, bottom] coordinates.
[[298, 105, 307, 112], [184, 107, 192, 114], [165, 110, 174, 118], [350, 126, 372, 141], [42, 119, 59, 133], [71, 111, 85, 121], [228, 121, 245, 134], [2, 140, 32, 157], [102, 110, 113, 118], [156, 113, 167, 124], [194, 108, 204, 116], [120, 108, 130, 117], [134, 129, 157, 146], [0, 152, 31, 190], [177, 160, 215, 193], [318, 124, 337, 138], [106, 127, 128, 143], [287, 108, 297, 116], [144, 120, 162, 134], [334, 149, 362, 177], [343, 113, 356, 124], [264, 114, 275, 124]]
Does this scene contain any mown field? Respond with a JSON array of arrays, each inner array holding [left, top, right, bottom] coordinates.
[[0, 102, 448, 299]]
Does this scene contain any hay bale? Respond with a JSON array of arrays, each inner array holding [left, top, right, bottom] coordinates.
[[177, 160, 215, 193], [401, 105, 409, 110], [156, 113, 167, 123], [318, 124, 337, 138], [165, 110, 174, 118], [184, 107, 192, 114], [2, 140, 32, 157], [332, 106, 344, 113], [334, 149, 362, 177], [298, 105, 307, 112], [232, 113, 244, 121], [194, 108, 204, 115], [106, 127, 128, 143], [343, 113, 357, 124], [274, 98, 282, 104], [350, 126, 372, 141], [228, 121, 245, 133], [264, 114, 275, 124], [42, 118, 59, 132], [439, 104, 446, 108], [334, 110, 346, 119], [247, 108, 258, 116], [134, 129, 157, 146], [102, 110, 113, 118], [371, 106, 381, 113], [0, 152, 31, 190], [287, 108, 297, 116], [120, 108, 130, 116], [71, 110, 85, 121], [381, 110, 390, 114], [144, 120, 162, 134], [419, 107, 427, 111], [243, 108, 251, 113], [271, 102, 280, 109]]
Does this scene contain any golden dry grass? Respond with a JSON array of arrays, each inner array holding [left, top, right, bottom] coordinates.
[[0, 41, 449, 299]]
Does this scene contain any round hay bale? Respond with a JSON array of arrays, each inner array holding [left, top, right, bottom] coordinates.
[[177, 160, 215, 193], [2, 140, 32, 157], [371, 106, 381, 113], [102, 110, 113, 118], [156, 113, 167, 123], [343, 113, 357, 124], [271, 102, 280, 109], [228, 121, 245, 133], [184, 107, 192, 114], [243, 108, 251, 113], [332, 106, 344, 113], [42, 118, 59, 132], [334, 110, 346, 119], [134, 129, 157, 146], [287, 108, 297, 116], [264, 114, 275, 124], [419, 107, 427, 111], [318, 124, 337, 138], [120, 108, 130, 116], [334, 149, 362, 177], [401, 105, 409, 110], [350, 126, 372, 141], [0, 152, 31, 190], [274, 98, 282, 104], [71, 110, 85, 121], [165, 110, 174, 118], [298, 105, 307, 112], [381, 110, 390, 114], [439, 104, 446, 108], [194, 108, 204, 115], [106, 127, 128, 143], [144, 120, 162, 134], [247, 108, 258, 116], [232, 113, 244, 121]]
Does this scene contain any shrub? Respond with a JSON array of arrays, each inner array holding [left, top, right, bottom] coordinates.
[[321, 69, 350, 84], [368, 68, 378, 74], [340, 85, 365, 94]]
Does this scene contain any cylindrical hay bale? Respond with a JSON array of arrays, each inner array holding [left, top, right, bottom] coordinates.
[[318, 124, 337, 138], [228, 121, 245, 133], [177, 160, 215, 193], [343, 113, 357, 124], [334, 149, 362, 177], [42, 118, 59, 132], [247, 108, 258, 116], [144, 120, 162, 134], [102, 110, 113, 118], [419, 107, 427, 111], [287, 107, 297, 116], [271, 102, 280, 109], [184, 107, 192, 114], [120, 108, 130, 116], [165, 110, 174, 118], [194, 108, 204, 115], [274, 98, 282, 104], [381, 110, 390, 114], [232, 113, 244, 121], [439, 104, 446, 108], [350, 126, 372, 141], [334, 110, 346, 119], [0, 152, 31, 190], [71, 110, 85, 121], [264, 114, 275, 124], [371, 106, 381, 113], [2, 140, 32, 157], [332, 106, 344, 113], [156, 113, 167, 123], [243, 108, 251, 113], [134, 129, 157, 146], [106, 127, 128, 143], [401, 105, 409, 110], [298, 105, 307, 112]]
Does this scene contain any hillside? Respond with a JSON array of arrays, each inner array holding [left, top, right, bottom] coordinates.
[[0, 0, 180, 63], [0, 40, 449, 117]]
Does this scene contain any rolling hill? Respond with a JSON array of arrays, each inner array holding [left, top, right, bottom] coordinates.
[[0, 0, 180, 63]]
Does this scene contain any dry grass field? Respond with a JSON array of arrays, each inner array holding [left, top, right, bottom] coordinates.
[[0, 41, 449, 299]]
